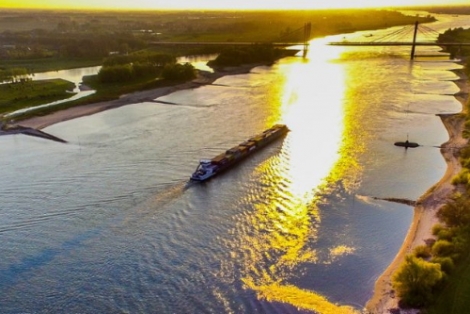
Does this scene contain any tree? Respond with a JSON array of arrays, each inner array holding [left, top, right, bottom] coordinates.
[[3, 68, 30, 83], [392, 255, 443, 307], [98, 64, 134, 83], [431, 240, 455, 258], [161, 63, 196, 80], [437, 195, 470, 227]]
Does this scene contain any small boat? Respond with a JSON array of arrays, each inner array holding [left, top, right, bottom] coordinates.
[[190, 124, 289, 181], [394, 140, 419, 148]]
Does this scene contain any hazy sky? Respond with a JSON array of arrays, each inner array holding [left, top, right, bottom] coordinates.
[[1, 0, 469, 10]]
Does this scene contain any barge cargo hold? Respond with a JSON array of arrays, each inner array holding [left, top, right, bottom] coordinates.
[[190, 124, 289, 181]]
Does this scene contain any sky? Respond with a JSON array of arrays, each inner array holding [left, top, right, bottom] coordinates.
[[1, 0, 469, 10]]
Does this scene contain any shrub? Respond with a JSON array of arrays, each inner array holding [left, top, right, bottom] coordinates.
[[449, 231, 470, 262], [432, 224, 445, 236], [431, 257, 455, 274], [437, 194, 470, 227], [413, 245, 432, 259], [433, 225, 454, 241], [452, 170, 470, 185], [98, 64, 134, 83], [392, 255, 443, 307], [161, 63, 196, 80], [431, 240, 455, 258]]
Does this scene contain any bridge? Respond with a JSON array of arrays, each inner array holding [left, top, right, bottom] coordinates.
[[150, 23, 312, 57], [328, 22, 470, 60]]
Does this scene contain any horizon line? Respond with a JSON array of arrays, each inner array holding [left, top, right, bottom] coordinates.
[[0, 4, 460, 12]]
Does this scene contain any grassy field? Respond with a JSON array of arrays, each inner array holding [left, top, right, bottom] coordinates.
[[0, 79, 76, 116], [0, 58, 102, 73]]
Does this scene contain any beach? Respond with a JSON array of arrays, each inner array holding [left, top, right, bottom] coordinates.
[[365, 67, 469, 314]]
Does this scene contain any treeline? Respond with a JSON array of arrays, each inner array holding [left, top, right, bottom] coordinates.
[[0, 67, 30, 83], [0, 30, 146, 60], [97, 51, 195, 83], [0, 9, 436, 64], [437, 27, 470, 58], [207, 44, 290, 67], [391, 31, 470, 309], [423, 6, 470, 15]]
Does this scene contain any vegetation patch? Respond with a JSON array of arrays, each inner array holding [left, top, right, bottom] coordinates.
[[0, 79, 75, 116], [207, 44, 294, 67], [0, 58, 102, 74], [438, 28, 470, 59]]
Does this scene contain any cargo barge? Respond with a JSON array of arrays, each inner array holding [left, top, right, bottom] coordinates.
[[190, 124, 289, 181]]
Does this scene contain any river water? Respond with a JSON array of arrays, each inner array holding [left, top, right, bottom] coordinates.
[[0, 13, 469, 314]]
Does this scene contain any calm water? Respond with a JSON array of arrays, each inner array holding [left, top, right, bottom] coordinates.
[[0, 13, 469, 314]]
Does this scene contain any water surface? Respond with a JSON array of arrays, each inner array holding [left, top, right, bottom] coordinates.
[[0, 12, 468, 313]]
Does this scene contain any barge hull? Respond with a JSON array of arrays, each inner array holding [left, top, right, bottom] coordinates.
[[190, 124, 289, 181]]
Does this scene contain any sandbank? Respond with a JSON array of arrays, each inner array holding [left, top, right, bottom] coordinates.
[[365, 66, 469, 314], [16, 64, 260, 130]]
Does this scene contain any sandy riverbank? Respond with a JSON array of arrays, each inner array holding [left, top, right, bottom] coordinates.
[[365, 66, 469, 314], [16, 64, 259, 130]]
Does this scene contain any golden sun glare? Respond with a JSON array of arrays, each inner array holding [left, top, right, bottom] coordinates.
[[1, 0, 466, 10]]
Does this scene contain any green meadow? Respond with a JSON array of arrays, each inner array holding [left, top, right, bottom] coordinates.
[[0, 79, 75, 116]]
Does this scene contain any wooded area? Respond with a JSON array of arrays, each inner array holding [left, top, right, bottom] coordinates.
[[0, 9, 435, 69]]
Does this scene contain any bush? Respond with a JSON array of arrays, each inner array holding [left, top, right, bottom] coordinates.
[[437, 195, 470, 227], [432, 225, 454, 241], [431, 257, 455, 274], [432, 223, 444, 236], [413, 245, 432, 259], [432, 240, 456, 259], [132, 62, 160, 78], [449, 231, 470, 262], [452, 171, 469, 185], [392, 255, 443, 307], [98, 64, 134, 83], [161, 63, 196, 80]]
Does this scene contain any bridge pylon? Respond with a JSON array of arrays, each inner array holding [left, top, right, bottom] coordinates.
[[303, 22, 311, 58], [410, 21, 419, 60]]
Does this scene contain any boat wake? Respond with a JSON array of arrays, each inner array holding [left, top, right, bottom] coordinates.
[[115, 180, 192, 231], [150, 180, 191, 208]]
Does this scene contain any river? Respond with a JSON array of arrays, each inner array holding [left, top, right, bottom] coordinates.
[[0, 12, 469, 314]]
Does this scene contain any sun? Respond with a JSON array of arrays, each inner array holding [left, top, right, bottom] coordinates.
[[1, 0, 467, 11]]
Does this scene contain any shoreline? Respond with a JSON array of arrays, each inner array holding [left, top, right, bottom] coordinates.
[[14, 64, 261, 130], [365, 64, 469, 314]]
